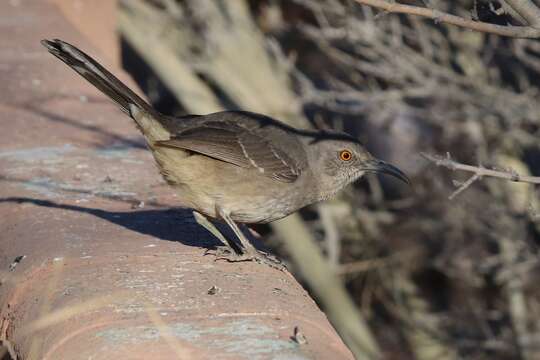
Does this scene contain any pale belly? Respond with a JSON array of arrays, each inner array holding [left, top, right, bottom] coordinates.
[[157, 151, 309, 224]]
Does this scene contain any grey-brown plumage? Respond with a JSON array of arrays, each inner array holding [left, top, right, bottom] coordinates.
[[41, 39, 409, 263]]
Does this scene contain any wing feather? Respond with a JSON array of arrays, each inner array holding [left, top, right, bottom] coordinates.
[[155, 122, 300, 182]]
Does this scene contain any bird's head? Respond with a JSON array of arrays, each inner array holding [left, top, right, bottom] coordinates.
[[305, 133, 409, 200]]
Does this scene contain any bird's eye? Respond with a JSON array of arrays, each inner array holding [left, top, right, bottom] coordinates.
[[339, 150, 353, 161]]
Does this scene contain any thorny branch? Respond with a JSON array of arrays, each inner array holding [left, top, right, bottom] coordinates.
[[422, 152, 540, 199], [352, 0, 540, 38]]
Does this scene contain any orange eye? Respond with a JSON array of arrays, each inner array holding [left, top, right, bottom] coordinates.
[[339, 150, 353, 161]]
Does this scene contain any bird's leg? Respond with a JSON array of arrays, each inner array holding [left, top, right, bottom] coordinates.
[[217, 209, 259, 257], [216, 207, 284, 269], [193, 211, 242, 255]]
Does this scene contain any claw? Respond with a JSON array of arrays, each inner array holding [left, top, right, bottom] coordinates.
[[206, 247, 286, 271]]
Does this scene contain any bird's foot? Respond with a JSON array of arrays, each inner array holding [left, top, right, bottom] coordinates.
[[204, 246, 239, 258], [230, 251, 286, 271], [205, 247, 286, 271]]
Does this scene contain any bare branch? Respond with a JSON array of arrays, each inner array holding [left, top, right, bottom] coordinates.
[[449, 173, 482, 200], [500, 0, 528, 25], [352, 0, 540, 38], [318, 203, 341, 267], [504, 0, 540, 27], [422, 153, 540, 184], [422, 153, 540, 199]]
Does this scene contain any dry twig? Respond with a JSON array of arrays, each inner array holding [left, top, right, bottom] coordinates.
[[352, 0, 540, 38], [422, 152, 540, 199]]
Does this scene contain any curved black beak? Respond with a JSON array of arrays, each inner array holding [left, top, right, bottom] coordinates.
[[365, 159, 410, 185]]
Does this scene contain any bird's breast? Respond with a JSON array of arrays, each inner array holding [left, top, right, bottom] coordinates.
[[162, 152, 307, 223], [228, 190, 302, 223]]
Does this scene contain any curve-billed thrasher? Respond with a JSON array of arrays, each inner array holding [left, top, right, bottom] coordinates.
[[41, 39, 409, 265]]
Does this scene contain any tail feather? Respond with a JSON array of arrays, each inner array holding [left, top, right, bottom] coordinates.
[[41, 39, 156, 117]]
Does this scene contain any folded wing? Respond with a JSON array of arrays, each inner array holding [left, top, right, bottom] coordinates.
[[155, 121, 300, 183]]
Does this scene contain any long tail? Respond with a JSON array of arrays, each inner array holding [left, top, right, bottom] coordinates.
[[41, 39, 156, 118]]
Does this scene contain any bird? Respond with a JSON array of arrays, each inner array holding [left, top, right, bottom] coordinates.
[[41, 39, 409, 266]]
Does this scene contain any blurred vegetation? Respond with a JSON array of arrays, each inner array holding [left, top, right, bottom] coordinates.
[[118, 0, 540, 358]]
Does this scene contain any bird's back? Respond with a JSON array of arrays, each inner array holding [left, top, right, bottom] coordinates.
[[163, 111, 309, 163]]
